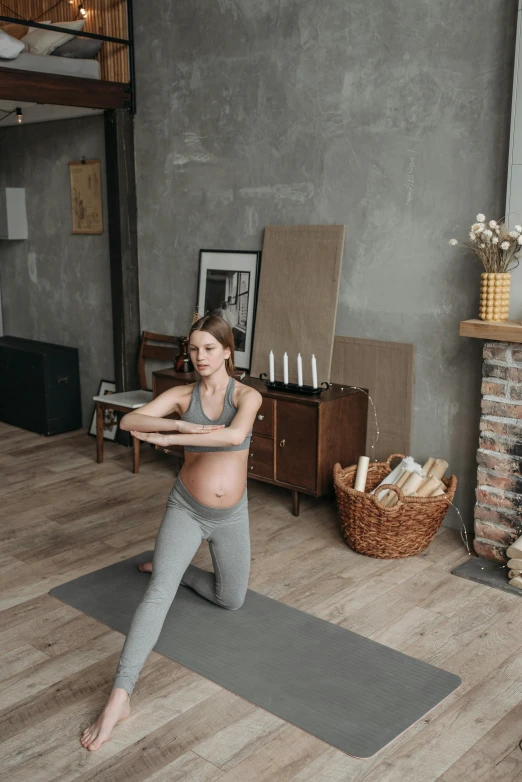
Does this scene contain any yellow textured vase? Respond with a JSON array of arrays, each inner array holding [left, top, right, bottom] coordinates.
[[479, 272, 511, 321]]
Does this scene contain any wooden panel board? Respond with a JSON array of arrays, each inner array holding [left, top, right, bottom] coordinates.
[[250, 225, 345, 384], [0, 1, 129, 83], [330, 335, 415, 462]]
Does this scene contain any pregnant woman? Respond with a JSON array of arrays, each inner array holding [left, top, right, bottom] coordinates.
[[81, 314, 262, 751]]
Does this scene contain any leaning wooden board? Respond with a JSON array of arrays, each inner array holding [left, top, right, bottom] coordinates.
[[331, 335, 415, 462], [250, 225, 345, 384]]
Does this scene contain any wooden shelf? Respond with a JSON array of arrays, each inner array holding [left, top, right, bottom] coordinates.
[[460, 319, 522, 344]]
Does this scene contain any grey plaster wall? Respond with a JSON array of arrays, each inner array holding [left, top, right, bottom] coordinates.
[[133, 0, 518, 531], [0, 115, 113, 428]]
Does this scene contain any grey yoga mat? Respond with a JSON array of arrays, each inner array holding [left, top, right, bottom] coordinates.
[[49, 551, 461, 758]]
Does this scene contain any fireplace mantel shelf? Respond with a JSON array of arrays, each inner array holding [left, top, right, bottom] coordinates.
[[459, 319, 522, 344]]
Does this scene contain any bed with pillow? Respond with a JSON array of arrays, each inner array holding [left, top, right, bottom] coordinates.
[[0, 18, 130, 110], [0, 51, 101, 79], [0, 20, 102, 79]]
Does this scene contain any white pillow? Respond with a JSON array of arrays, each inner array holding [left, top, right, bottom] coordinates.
[[21, 20, 85, 56], [0, 29, 25, 59]]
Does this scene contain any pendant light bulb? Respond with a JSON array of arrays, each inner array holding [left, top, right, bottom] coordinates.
[[78, 3, 87, 17], [16, 107, 23, 124]]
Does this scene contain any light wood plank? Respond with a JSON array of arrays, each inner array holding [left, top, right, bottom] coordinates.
[[330, 335, 414, 461], [2, 421, 522, 782]]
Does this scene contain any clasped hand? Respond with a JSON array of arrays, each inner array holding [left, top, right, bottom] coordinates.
[[130, 420, 225, 447]]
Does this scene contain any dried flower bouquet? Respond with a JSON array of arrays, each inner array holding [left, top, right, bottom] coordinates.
[[449, 213, 521, 273]]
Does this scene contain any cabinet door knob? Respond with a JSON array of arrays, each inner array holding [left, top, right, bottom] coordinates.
[[257, 414, 265, 420], [279, 439, 286, 448]]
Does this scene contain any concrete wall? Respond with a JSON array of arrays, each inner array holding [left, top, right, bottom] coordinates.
[[0, 115, 113, 427], [0, 1, 517, 531], [133, 0, 518, 530]]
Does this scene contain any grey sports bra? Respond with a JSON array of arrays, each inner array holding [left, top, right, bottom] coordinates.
[[180, 375, 252, 452]]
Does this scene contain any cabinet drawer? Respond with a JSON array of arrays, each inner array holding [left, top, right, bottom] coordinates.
[[248, 434, 274, 479], [253, 397, 274, 436]]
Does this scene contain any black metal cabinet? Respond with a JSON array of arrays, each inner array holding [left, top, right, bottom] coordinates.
[[0, 335, 82, 435]]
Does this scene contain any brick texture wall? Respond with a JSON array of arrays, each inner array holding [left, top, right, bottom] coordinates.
[[474, 341, 522, 562]]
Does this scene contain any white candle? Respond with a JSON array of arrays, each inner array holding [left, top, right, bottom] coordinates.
[[283, 352, 289, 384], [297, 353, 303, 386], [269, 350, 275, 383], [311, 354, 317, 389]]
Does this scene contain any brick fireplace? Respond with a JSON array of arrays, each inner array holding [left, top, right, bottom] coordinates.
[[471, 337, 522, 562]]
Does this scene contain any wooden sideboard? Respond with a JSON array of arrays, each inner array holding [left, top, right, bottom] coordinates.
[[152, 369, 368, 516]]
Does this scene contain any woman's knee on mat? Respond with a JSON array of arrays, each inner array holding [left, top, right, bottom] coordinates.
[[220, 598, 245, 610], [216, 588, 247, 611]]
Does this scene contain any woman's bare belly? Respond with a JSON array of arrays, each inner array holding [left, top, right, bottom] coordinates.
[[179, 449, 249, 507]]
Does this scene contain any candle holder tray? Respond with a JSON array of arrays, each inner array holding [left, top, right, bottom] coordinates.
[[259, 373, 328, 396]]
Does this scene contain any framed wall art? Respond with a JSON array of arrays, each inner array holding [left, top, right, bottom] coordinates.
[[196, 249, 261, 370], [69, 158, 103, 235], [88, 379, 118, 440]]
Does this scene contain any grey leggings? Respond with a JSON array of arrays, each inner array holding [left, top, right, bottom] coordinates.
[[113, 475, 250, 697]]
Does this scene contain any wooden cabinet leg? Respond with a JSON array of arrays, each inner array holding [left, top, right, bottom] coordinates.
[[292, 490, 300, 517], [132, 434, 140, 474], [96, 403, 104, 463]]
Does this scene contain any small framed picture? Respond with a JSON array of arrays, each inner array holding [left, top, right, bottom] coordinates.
[[89, 379, 118, 440], [197, 249, 261, 370]]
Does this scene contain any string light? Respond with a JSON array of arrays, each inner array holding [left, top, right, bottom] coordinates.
[[16, 107, 23, 124], [78, 3, 87, 17], [344, 386, 380, 463]]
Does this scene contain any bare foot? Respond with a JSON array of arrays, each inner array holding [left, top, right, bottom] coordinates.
[[137, 560, 188, 586], [80, 688, 131, 751]]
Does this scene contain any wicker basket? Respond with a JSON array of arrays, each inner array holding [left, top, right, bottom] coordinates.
[[333, 453, 457, 559]]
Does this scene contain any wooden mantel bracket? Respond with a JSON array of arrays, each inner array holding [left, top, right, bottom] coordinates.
[[460, 319, 522, 344]]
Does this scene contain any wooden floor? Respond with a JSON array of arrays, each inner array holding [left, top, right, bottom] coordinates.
[[2, 422, 522, 781]]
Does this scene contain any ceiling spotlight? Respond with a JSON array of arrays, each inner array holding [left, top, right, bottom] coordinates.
[[78, 3, 87, 17], [16, 107, 23, 124]]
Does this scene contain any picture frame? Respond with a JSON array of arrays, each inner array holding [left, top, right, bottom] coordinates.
[[68, 159, 103, 235], [88, 379, 118, 440], [196, 249, 261, 370]]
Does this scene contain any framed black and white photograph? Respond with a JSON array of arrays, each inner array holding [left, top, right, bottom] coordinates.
[[88, 379, 118, 440], [197, 249, 261, 370]]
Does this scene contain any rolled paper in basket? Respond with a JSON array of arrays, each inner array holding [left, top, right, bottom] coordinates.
[[379, 468, 407, 505], [506, 535, 522, 559], [509, 575, 522, 589], [422, 457, 436, 474], [370, 456, 416, 495], [428, 459, 449, 481], [508, 558, 522, 570], [375, 467, 404, 501], [380, 470, 411, 506], [509, 569, 522, 579], [401, 470, 426, 496], [387, 471, 425, 508], [415, 475, 442, 497], [354, 456, 370, 492], [430, 485, 446, 496]]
